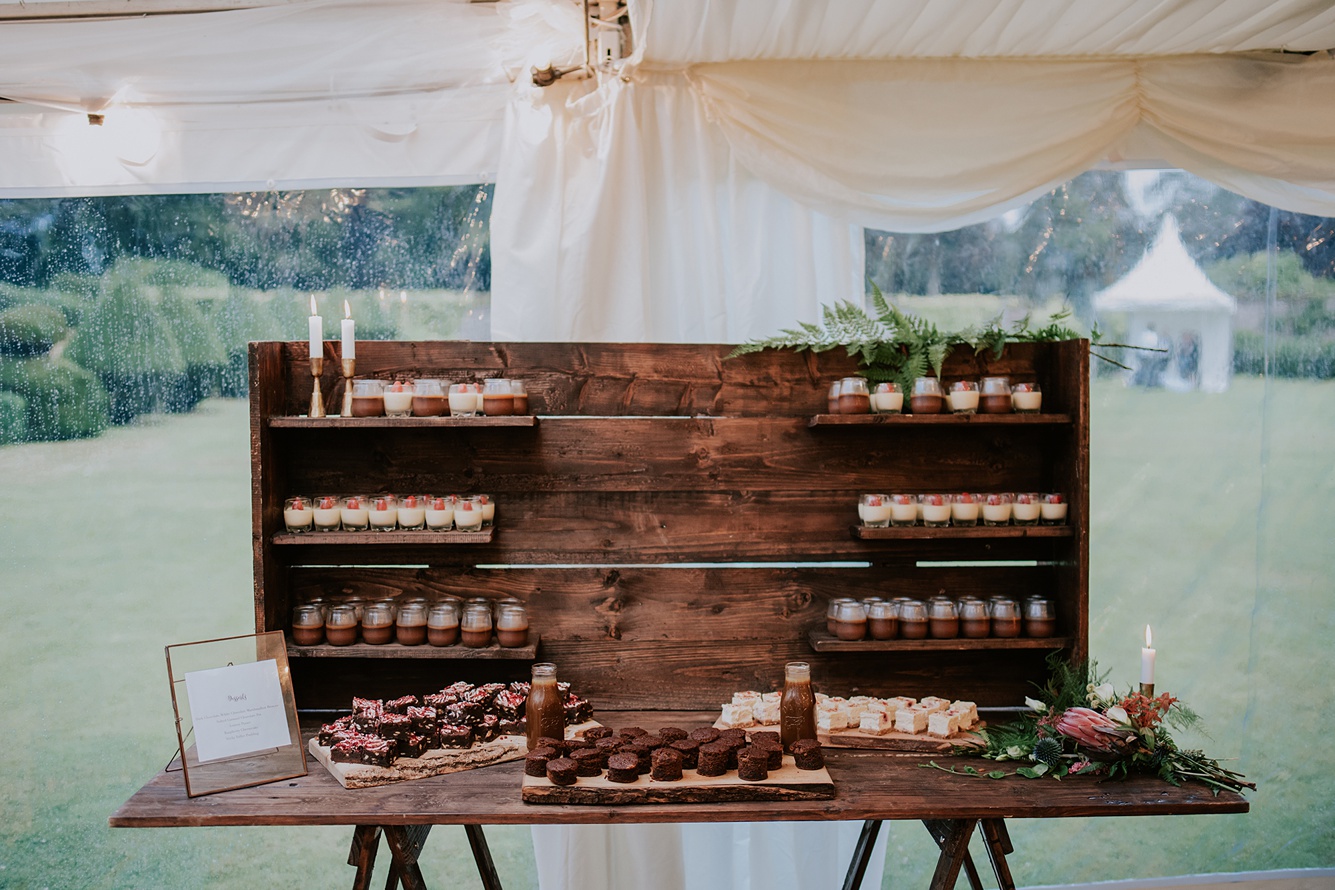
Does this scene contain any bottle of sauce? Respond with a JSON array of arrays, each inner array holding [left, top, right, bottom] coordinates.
[[526, 663, 566, 750], [780, 661, 817, 751]]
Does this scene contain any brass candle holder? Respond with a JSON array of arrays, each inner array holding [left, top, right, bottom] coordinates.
[[1139, 682, 1155, 698], [308, 355, 326, 418], [341, 358, 355, 417]]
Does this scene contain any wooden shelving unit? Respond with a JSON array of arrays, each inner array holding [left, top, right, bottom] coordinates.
[[850, 524, 1072, 540], [273, 529, 493, 545], [269, 415, 538, 429], [808, 629, 1073, 652], [286, 638, 539, 660], [809, 413, 1071, 427]]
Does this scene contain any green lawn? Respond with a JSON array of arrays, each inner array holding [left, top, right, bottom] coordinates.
[[1, 379, 1331, 888]]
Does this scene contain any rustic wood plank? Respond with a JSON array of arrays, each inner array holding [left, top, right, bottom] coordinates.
[[808, 630, 1073, 653], [840, 821, 883, 890], [851, 525, 1073, 540], [464, 825, 504, 890], [288, 640, 537, 660], [928, 820, 976, 890], [270, 416, 538, 428], [349, 825, 381, 890], [521, 759, 835, 805], [273, 530, 493, 546], [809, 414, 1071, 426]]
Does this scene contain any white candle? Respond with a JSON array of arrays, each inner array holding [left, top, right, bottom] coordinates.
[[1140, 625, 1156, 685], [341, 300, 356, 359], [308, 295, 322, 357]]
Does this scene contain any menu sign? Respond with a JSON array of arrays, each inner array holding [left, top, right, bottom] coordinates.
[[184, 659, 291, 763]]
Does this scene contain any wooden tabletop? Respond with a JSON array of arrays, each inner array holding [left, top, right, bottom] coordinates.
[[110, 711, 1248, 829]]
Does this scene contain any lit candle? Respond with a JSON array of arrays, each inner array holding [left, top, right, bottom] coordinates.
[[1140, 625, 1156, 685], [341, 300, 356, 359], [308, 295, 322, 357]]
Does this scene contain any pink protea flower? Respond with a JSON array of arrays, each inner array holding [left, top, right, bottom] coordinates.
[[1055, 707, 1137, 756]]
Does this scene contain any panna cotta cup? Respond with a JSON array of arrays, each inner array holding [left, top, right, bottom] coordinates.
[[920, 494, 952, 528], [448, 383, 480, 417], [870, 382, 903, 414], [383, 381, 414, 417], [889, 493, 918, 526], [397, 494, 427, 530], [454, 496, 484, 531], [425, 495, 455, 530], [859, 493, 893, 528], [349, 379, 385, 417], [341, 495, 371, 531], [313, 495, 342, 531], [284, 496, 315, 533], [981, 493, 1013, 526], [477, 494, 496, 527], [1011, 492, 1041, 525], [1011, 382, 1042, 413], [950, 492, 980, 526], [1041, 493, 1068, 525], [368, 495, 398, 531], [947, 380, 979, 414]]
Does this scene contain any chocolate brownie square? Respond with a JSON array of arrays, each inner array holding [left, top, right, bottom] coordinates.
[[379, 713, 413, 742], [361, 737, 397, 767], [386, 694, 419, 714], [330, 738, 365, 764], [406, 706, 437, 730], [493, 690, 526, 720], [437, 723, 474, 749]]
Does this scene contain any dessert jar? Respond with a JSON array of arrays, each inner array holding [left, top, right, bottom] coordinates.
[[395, 601, 428, 646], [349, 379, 385, 417], [527, 663, 566, 750], [898, 600, 929, 639], [424, 495, 455, 531], [826, 597, 857, 635], [978, 376, 1013, 414], [909, 376, 945, 414], [780, 661, 818, 750], [340, 495, 371, 531], [1011, 381, 1042, 413], [858, 493, 893, 528], [448, 383, 480, 417], [427, 601, 462, 646], [454, 496, 484, 531], [959, 598, 991, 638], [826, 381, 841, 415], [290, 604, 325, 646], [284, 496, 315, 533], [1011, 492, 1041, 526], [888, 494, 918, 526], [837, 377, 871, 414], [920, 494, 952, 528], [950, 492, 980, 526], [491, 596, 524, 623], [397, 494, 427, 530], [460, 602, 494, 648], [928, 599, 960, 639], [981, 493, 1013, 526], [483, 378, 515, 416], [832, 600, 868, 641], [368, 495, 398, 531], [867, 601, 899, 640], [361, 602, 396, 645], [510, 380, 530, 415], [477, 494, 496, 528], [989, 597, 1021, 638], [325, 604, 359, 646], [496, 604, 531, 648], [1041, 493, 1068, 525], [383, 380, 414, 417], [313, 495, 342, 531], [947, 380, 979, 414], [1023, 597, 1057, 637], [411, 378, 448, 417], [870, 381, 903, 414]]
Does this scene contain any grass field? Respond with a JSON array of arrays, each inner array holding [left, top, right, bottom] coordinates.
[[1, 378, 1331, 888]]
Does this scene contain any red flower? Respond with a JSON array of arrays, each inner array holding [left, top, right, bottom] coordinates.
[[1117, 692, 1178, 729], [1055, 707, 1138, 756]]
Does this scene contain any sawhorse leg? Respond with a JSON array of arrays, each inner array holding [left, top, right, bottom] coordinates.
[[923, 818, 1016, 890], [841, 820, 884, 890], [348, 824, 504, 890]]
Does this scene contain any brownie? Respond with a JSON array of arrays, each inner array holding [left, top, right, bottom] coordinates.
[[386, 694, 419, 714], [330, 738, 365, 764], [650, 748, 684, 782], [752, 738, 783, 770], [618, 727, 649, 739], [423, 692, 454, 711], [445, 702, 485, 725], [564, 736, 595, 753], [717, 728, 748, 747], [696, 742, 729, 777], [526, 746, 559, 777], [437, 723, 474, 749], [546, 757, 578, 786], [594, 737, 623, 756], [351, 697, 383, 718], [606, 753, 639, 783], [657, 727, 688, 744], [508, 681, 532, 696], [536, 736, 567, 755], [621, 743, 652, 775], [400, 733, 431, 759], [669, 738, 700, 770], [564, 695, 594, 725], [688, 727, 721, 745], [637, 734, 665, 751], [750, 730, 780, 748], [476, 713, 501, 742], [737, 749, 769, 782], [572, 747, 605, 777], [791, 739, 824, 770], [379, 713, 413, 741], [498, 718, 527, 736], [406, 706, 437, 730], [493, 690, 526, 719], [581, 726, 613, 741], [361, 737, 397, 767], [318, 717, 358, 747]]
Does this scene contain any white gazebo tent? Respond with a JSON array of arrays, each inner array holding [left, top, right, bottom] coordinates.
[[1094, 214, 1238, 392]]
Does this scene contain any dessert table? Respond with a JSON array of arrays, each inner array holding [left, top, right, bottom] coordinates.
[[110, 711, 1249, 890]]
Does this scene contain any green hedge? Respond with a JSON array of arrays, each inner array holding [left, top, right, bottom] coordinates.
[[0, 391, 27, 444], [0, 305, 69, 357], [0, 357, 109, 441], [1234, 330, 1335, 379]]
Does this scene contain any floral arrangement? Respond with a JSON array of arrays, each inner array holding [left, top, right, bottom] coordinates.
[[929, 656, 1254, 794]]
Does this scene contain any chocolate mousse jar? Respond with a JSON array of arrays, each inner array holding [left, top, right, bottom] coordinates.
[[959, 598, 991, 638], [361, 602, 395, 645], [1023, 597, 1057, 637], [395, 602, 428, 646], [325, 604, 359, 646], [826, 381, 841, 414], [826, 597, 857, 635], [909, 376, 944, 414], [989, 597, 1021, 638], [928, 599, 960, 639], [349, 379, 385, 417], [411, 379, 448, 416], [427, 601, 461, 646], [867, 601, 899, 640], [837, 377, 871, 414], [898, 600, 929, 639], [511, 380, 530, 415], [290, 605, 325, 646], [978, 376, 1013, 414], [483, 378, 515, 416], [832, 601, 868, 641], [461, 603, 494, 648], [496, 604, 530, 648]]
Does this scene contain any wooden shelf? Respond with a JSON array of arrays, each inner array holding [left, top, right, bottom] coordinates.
[[851, 524, 1073, 540], [809, 628, 1073, 653], [288, 637, 539, 660], [809, 413, 1070, 427], [270, 415, 538, 428], [274, 528, 494, 545]]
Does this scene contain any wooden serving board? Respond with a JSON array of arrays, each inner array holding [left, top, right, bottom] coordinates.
[[522, 756, 835, 805], [311, 721, 600, 789], [817, 724, 986, 753]]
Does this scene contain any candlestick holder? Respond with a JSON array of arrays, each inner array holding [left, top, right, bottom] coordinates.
[[1139, 682, 1154, 698], [309, 356, 326, 418], [341, 358, 355, 417]]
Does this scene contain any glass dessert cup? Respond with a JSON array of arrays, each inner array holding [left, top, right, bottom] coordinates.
[[424, 495, 455, 530], [888, 493, 918, 526], [340, 495, 371, 531], [928, 598, 960, 639], [284, 495, 315, 533], [290, 604, 325, 646], [454, 496, 484, 531], [947, 380, 979, 414], [867, 601, 899, 640], [826, 381, 841, 415], [950, 492, 979, 526], [919, 493, 952, 528], [1041, 492, 1068, 525], [837, 377, 871, 415], [448, 383, 480, 417], [909, 376, 945, 414], [349, 379, 385, 417], [395, 601, 428, 646], [1023, 596, 1057, 637], [981, 492, 1013, 526], [313, 495, 342, 531], [1011, 492, 1041, 525], [483, 378, 515, 416], [477, 494, 496, 528], [858, 493, 892, 528], [989, 597, 1021, 638], [832, 600, 868, 641], [959, 598, 991, 638], [898, 599, 928, 639], [411, 379, 448, 417], [978, 376, 1013, 414], [368, 495, 398, 531], [325, 604, 360, 646], [461, 603, 494, 648], [1011, 381, 1042, 413], [496, 604, 530, 648], [870, 381, 902, 414], [510, 380, 530, 415], [396, 494, 427, 530], [427, 601, 462, 646], [383, 380, 414, 417], [361, 602, 396, 645], [826, 597, 857, 635]]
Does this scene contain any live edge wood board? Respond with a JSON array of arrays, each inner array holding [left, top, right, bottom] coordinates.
[[250, 340, 1089, 714]]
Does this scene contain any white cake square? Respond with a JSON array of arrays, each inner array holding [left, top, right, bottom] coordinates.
[[884, 696, 916, 712], [865, 699, 891, 715], [817, 706, 849, 732], [754, 698, 780, 725], [895, 708, 930, 734], [760, 691, 781, 704], [731, 691, 761, 706], [858, 710, 894, 735], [919, 696, 951, 713], [845, 700, 868, 722], [719, 702, 755, 729], [927, 712, 961, 738], [947, 701, 978, 729]]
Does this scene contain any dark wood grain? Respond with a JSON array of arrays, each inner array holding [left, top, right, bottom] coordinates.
[[273, 530, 493, 546], [287, 639, 538, 660], [270, 415, 538, 428], [809, 414, 1071, 426], [850, 525, 1073, 540], [520, 766, 836, 805], [808, 629, 1073, 652]]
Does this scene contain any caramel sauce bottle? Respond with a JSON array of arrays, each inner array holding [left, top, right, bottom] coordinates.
[[780, 661, 817, 751], [526, 663, 566, 750]]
